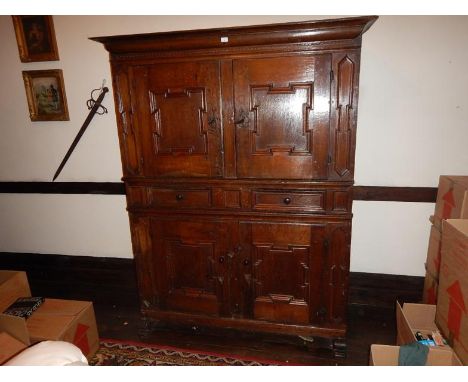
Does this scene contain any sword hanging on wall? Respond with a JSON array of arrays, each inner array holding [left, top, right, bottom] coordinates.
[[52, 84, 109, 181]]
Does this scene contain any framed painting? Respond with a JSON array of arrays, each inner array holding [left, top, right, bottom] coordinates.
[[22, 69, 70, 121], [12, 16, 59, 62]]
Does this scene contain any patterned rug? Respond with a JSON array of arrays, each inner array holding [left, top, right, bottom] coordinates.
[[90, 338, 293, 366]]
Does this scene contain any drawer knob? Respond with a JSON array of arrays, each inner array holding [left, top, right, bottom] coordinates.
[[175, 194, 184, 201], [283, 197, 292, 205], [219, 256, 225, 263], [243, 259, 250, 266]]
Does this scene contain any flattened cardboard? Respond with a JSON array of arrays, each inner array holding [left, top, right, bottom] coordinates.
[[436, 219, 468, 365], [434, 176, 468, 224], [369, 344, 462, 366], [0, 270, 31, 312], [0, 332, 27, 365]]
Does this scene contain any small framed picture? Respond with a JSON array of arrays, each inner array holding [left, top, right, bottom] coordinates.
[[12, 15, 59, 62], [22, 69, 70, 121]]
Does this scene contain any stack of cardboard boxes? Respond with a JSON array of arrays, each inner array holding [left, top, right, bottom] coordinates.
[[423, 176, 468, 304], [371, 175, 468, 366], [0, 270, 99, 365]]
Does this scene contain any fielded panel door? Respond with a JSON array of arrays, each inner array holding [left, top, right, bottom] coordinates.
[[131, 61, 224, 177], [234, 55, 331, 180], [150, 219, 231, 317], [238, 221, 326, 325]]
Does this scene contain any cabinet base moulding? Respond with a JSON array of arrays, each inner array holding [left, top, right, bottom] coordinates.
[[140, 309, 346, 339]]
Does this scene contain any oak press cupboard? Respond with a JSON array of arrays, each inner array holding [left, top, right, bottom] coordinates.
[[92, 16, 377, 357]]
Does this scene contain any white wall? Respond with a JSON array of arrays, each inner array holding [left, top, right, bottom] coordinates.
[[1, 16, 468, 276]]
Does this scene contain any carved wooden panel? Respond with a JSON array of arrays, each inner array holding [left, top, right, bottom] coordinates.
[[239, 222, 325, 325], [113, 68, 141, 175], [126, 186, 149, 208], [321, 223, 351, 324], [234, 55, 331, 179], [223, 189, 241, 209], [129, 215, 157, 309], [131, 61, 223, 177], [331, 191, 351, 213], [149, 87, 208, 155], [150, 219, 228, 316], [248, 83, 313, 155], [329, 53, 359, 180]]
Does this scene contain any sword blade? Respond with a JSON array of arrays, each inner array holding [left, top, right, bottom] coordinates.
[[53, 87, 109, 181]]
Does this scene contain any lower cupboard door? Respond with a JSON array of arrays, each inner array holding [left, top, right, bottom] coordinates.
[[239, 221, 326, 325], [150, 219, 229, 317]]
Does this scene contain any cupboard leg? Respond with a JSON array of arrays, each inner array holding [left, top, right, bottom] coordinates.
[[299, 335, 331, 352], [332, 338, 347, 359], [138, 317, 160, 339], [299, 335, 346, 361]]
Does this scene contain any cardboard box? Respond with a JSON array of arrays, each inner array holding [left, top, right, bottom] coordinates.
[[0, 332, 27, 364], [395, 301, 450, 349], [0, 271, 31, 313], [0, 270, 99, 361], [434, 176, 468, 227], [435, 219, 468, 365], [0, 299, 99, 361], [422, 270, 439, 305], [26, 299, 99, 360], [424, 224, 442, 281], [0, 270, 31, 364], [369, 344, 462, 366]]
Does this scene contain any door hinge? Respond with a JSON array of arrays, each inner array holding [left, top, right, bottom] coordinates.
[[328, 154, 332, 164], [330, 70, 334, 82], [323, 238, 329, 251]]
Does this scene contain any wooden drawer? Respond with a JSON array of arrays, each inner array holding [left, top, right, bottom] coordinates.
[[252, 190, 325, 212], [149, 188, 212, 209]]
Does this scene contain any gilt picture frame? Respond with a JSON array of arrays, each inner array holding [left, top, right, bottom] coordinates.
[[22, 69, 70, 121], [12, 15, 59, 62]]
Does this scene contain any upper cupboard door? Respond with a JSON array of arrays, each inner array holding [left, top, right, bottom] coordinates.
[[132, 61, 223, 177], [234, 55, 331, 179]]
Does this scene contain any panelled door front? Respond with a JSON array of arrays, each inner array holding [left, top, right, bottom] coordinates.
[[233, 55, 331, 179], [238, 221, 326, 325], [131, 61, 223, 177], [150, 219, 230, 317]]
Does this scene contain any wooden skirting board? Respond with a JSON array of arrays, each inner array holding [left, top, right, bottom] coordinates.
[[0, 182, 436, 203], [0, 182, 125, 195], [0, 252, 424, 310]]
